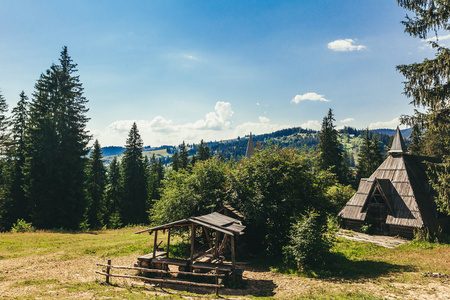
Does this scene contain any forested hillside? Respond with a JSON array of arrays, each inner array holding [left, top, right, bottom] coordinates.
[[101, 126, 405, 168]]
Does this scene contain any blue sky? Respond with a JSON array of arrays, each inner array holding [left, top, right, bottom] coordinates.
[[0, 1, 441, 146]]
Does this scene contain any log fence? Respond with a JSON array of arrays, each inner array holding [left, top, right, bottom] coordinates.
[[96, 260, 225, 296]]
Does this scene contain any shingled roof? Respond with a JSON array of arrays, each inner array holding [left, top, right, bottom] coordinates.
[[339, 128, 441, 230]]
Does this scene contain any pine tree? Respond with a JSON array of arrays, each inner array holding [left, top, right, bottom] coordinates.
[[148, 154, 164, 202], [121, 122, 148, 224], [105, 156, 122, 228], [86, 140, 107, 229], [0, 90, 11, 230], [23, 47, 90, 229], [318, 109, 348, 184], [171, 151, 180, 171], [396, 0, 450, 214], [180, 141, 189, 169], [409, 124, 422, 155], [197, 139, 211, 161], [357, 129, 384, 181], [7, 91, 30, 224]]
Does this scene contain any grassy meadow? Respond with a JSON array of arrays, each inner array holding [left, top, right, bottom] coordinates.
[[0, 228, 449, 299]]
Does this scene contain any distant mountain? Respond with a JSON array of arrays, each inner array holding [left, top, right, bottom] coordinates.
[[100, 126, 401, 167], [101, 146, 126, 157], [373, 128, 412, 139]]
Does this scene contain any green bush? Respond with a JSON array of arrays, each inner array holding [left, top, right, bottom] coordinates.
[[10, 219, 35, 233], [283, 211, 332, 270]]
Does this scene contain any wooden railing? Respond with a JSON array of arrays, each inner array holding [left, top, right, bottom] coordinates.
[[96, 259, 225, 296]]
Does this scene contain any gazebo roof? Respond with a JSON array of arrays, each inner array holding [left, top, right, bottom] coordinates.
[[136, 212, 245, 236]]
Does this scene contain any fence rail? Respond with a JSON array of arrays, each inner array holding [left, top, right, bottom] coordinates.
[[96, 259, 224, 296]]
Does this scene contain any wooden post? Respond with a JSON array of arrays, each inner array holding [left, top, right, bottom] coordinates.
[[166, 228, 171, 258], [106, 259, 111, 284], [214, 230, 219, 258], [215, 267, 219, 296], [160, 262, 164, 288], [231, 234, 236, 282], [190, 223, 195, 266], [153, 230, 158, 258]]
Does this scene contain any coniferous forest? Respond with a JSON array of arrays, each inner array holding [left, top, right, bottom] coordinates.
[[1, 1, 450, 273]]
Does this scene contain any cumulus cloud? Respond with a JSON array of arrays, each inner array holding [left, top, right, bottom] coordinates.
[[301, 120, 321, 130], [369, 117, 400, 129], [328, 39, 366, 52], [291, 92, 331, 104], [259, 116, 270, 123], [340, 118, 355, 123], [235, 117, 289, 137]]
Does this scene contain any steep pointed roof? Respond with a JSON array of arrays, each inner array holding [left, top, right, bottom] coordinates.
[[245, 133, 255, 158], [338, 154, 440, 229], [388, 127, 408, 154]]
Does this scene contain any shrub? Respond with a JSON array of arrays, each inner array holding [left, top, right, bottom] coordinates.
[[10, 219, 35, 233], [283, 210, 332, 270]]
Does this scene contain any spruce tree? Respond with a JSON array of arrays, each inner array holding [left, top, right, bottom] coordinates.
[[396, 0, 450, 214], [171, 151, 180, 171], [121, 122, 148, 224], [148, 154, 164, 202], [318, 109, 348, 184], [7, 91, 30, 224], [409, 124, 422, 155], [197, 139, 211, 161], [357, 129, 383, 182], [86, 140, 107, 229], [23, 47, 90, 229], [179, 141, 189, 169], [105, 156, 122, 228], [0, 90, 11, 230]]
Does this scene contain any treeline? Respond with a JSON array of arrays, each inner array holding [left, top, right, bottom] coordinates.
[[0, 47, 168, 231]]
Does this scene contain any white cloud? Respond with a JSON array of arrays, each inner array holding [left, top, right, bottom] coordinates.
[[425, 34, 450, 42], [235, 117, 289, 137], [300, 120, 321, 130], [259, 116, 270, 123], [340, 118, 354, 123], [368, 117, 400, 129], [291, 92, 331, 104], [328, 39, 366, 52]]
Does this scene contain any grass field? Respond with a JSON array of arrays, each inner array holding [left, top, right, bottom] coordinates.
[[1, 228, 449, 299]]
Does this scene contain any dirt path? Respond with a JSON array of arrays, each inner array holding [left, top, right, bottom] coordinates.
[[336, 229, 409, 248]]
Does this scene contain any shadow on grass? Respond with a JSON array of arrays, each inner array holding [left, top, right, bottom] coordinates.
[[278, 252, 417, 281]]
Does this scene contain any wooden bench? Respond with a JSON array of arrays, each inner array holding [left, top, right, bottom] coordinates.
[[151, 257, 190, 271], [192, 262, 233, 274], [137, 251, 167, 268]]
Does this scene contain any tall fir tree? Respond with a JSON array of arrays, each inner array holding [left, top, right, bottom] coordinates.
[[197, 139, 211, 161], [105, 156, 122, 228], [23, 47, 91, 229], [396, 0, 450, 214], [179, 141, 189, 169], [148, 154, 165, 203], [318, 108, 348, 184], [7, 91, 30, 225], [121, 122, 148, 224], [86, 140, 107, 229], [171, 151, 180, 171], [409, 124, 422, 155], [356, 129, 383, 181], [0, 90, 11, 230]]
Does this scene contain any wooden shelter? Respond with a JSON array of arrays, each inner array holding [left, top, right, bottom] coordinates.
[[135, 211, 245, 280], [339, 127, 443, 238]]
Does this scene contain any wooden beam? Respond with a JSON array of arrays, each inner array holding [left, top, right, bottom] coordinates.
[[231, 234, 236, 282], [190, 223, 195, 265], [217, 234, 228, 257], [214, 230, 219, 258], [153, 230, 158, 258], [202, 226, 213, 250], [166, 228, 171, 258]]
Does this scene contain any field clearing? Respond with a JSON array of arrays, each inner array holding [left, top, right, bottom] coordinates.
[[1, 228, 450, 299]]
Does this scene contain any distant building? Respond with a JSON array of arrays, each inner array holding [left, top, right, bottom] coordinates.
[[245, 133, 255, 158], [339, 127, 446, 238]]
